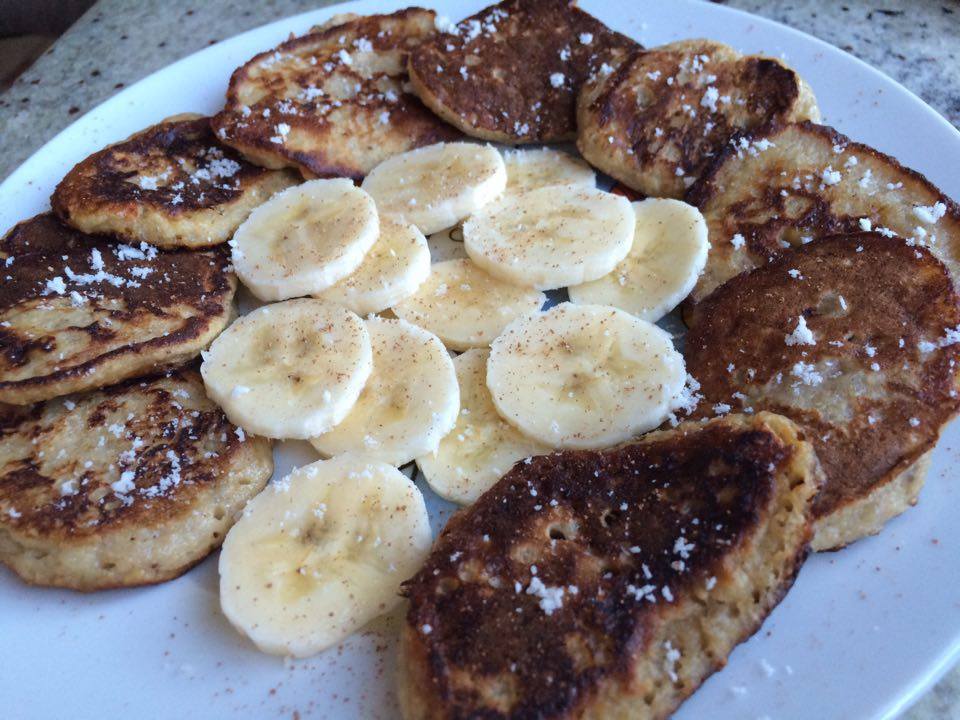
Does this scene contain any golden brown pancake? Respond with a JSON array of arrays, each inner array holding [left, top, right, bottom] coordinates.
[[577, 39, 820, 199], [399, 413, 820, 720], [0, 214, 236, 405], [0, 368, 272, 591], [212, 8, 459, 180], [685, 121, 960, 307], [685, 233, 960, 550], [52, 114, 296, 249], [408, 0, 639, 143]]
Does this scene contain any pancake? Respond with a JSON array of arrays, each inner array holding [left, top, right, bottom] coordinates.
[[408, 0, 639, 143], [577, 39, 820, 199], [399, 413, 821, 719], [0, 214, 236, 405], [685, 121, 960, 306], [212, 8, 459, 180], [0, 368, 272, 591], [52, 114, 297, 249], [684, 233, 960, 550]]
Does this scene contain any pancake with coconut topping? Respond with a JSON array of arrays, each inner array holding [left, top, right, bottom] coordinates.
[[52, 114, 296, 249], [0, 368, 272, 591]]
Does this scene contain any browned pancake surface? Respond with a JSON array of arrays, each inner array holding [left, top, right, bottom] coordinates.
[[685, 234, 960, 526], [212, 8, 459, 179], [408, 0, 639, 143], [0, 368, 272, 589], [52, 115, 296, 248], [576, 39, 818, 199], [686, 121, 960, 305], [401, 414, 818, 719], [0, 214, 235, 404]]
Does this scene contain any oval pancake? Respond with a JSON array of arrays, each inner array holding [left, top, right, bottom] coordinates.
[[52, 114, 297, 249], [0, 214, 236, 405], [684, 233, 960, 551], [577, 39, 820, 199], [211, 8, 459, 180], [685, 121, 960, 306], [408, 0, 639, 144], [399, 413, 820, 720], [0, 368, 273, 591]]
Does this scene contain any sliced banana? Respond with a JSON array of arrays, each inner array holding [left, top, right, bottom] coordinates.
[[314, 218, 430, 315], [568, 199, 709, 321], [463, 185, 634, 290], [417, 348, 550, 505], [361, 142, 506, 235], [200, 299, 372, 439], [487, 303, 686, 450], [427, 225, 468, 263], [502, 147, 595, 195], [310, 317, 459, 465], [219, 455, 432, 658], [231, 178, 379, 302], [393, 259, 545, 351]]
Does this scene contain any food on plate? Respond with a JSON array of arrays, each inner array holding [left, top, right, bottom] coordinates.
[[200, 299, 372, 440], [501, 147, 595, 195], [0, 368, 272, 591], [310, 317, 459, 466], [211, 8, 459, 180], [463, 185, 634, 289], [219, 455, 432, 657], [51, 114, 297, 249], [426, 225, 468, 262], [686, 120, 960, 306], [314, 217, 430, 315], [408, 0, 639, 143], [416, 348, 550, 505], [399, 413, 821, 720], [685, 233, 960, 550], [487, 303, 686, 449], [230, 178, 379, 302], [0, 214, 236, 405], [393, 258, 545, 351], [577, 39, 820, 198], [361, 142, 506, 235], [568, 198, 709, 321]]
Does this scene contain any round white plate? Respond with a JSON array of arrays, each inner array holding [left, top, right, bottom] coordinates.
[[2, 1, 959, 718]]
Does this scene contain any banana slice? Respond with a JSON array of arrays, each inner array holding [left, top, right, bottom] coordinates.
[[463, 186, 634, 290], [568, 199, 709, 321], [310, 317, 459, 465], [487, 303, 686, 450], [393, 259, 545, 351], [427, 225, 468, 263], [200, 299, 372, 439], [314, 218, 431, 315], [417, 348, 550, 505], [360, 142, 507, 235], [219, 455, 432, 658], [231, 178, 379, 302], [502, 147, 595, 195]]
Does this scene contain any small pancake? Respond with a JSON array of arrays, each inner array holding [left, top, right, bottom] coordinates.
[[0, 368, 273, 591], [685, 234, 960, 550], [0, 214, 236, 405], [685, 121, 960, 306], [577, 39, 820, 199], [52, 114, 297, 249], [212, 8, 459, 180], [408, 0, 639, 143], [399, 412, 820, 720]]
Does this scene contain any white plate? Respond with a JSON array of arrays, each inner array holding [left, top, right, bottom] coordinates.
[[2, 1, 959, 718]]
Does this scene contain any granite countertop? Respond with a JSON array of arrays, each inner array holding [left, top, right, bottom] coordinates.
[[0, 0, 957, 716]]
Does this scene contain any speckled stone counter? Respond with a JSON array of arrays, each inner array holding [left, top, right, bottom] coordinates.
[[0, 0, 957, 716]]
